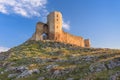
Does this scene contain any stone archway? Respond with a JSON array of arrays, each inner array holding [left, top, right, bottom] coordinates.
[[41, 33, 48, 40]]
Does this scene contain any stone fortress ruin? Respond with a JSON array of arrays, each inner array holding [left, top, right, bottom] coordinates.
[[30, 11, 90, 47]]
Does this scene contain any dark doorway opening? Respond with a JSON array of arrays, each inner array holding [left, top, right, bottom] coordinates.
[[43, 24, 48, 32], [41, 33, 48, 40]]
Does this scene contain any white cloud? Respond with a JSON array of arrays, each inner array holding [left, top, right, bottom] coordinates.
[[63, 20, 70, 31], [0, 4, 8, 14], [0, 0, 70, 29], [0, 47, 10, 52], [0, 0, 48, 17]]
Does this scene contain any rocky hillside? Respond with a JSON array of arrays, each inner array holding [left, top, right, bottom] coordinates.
[[0, 40, 120, 80]]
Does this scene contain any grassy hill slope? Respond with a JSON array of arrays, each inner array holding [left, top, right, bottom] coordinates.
[[0, 40, 120, 80]]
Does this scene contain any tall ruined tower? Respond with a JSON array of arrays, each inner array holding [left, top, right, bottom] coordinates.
[[47, 11, 62, 41]]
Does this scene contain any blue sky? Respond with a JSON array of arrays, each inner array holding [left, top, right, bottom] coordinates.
[[0, 0, 120, 51]]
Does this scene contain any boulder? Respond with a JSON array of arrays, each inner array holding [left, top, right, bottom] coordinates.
[[17, 69, 40, 78], [66, 78, 74, 80], [46, 64, 58, 71], [53, 70, 60, 75], [107, 58, 120, 69], [89, 62, 107, 72], [107, 60, 117, 69], [0, 56, 5, 60], [82, 55, 97, 62], [16, 66, 28, 72], [35, 58, 43, 63], [0, 71, 4, 74], [8, 73, 18, 78], [38, 77, 45, 80], [17, 70, 32, 78], [109, 71, 120, 80], [32, 69, 40, 74], [51, 70, 61, 78]]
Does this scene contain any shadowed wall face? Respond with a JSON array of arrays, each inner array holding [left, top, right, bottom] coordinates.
[[84, 39, 91, 47], [31, 11, 90, 47], [31, 22, 49, 41]]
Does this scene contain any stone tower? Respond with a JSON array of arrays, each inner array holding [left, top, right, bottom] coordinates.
[[47, 11, 62, 41]]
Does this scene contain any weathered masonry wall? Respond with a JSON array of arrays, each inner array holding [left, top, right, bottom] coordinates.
[[59, 31, 85, 47], [30, 11, 91, 47], [30, 22, 49, 41]]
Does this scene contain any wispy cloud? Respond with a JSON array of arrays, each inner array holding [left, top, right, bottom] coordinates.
[[0, 0, 48, 17], [0, 46, 10, 52], [63, 20, 70, 31], [0, 0, 71, 30]]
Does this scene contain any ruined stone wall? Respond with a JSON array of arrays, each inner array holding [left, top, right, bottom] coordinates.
[[30, 22, 49, 41], [58, 31, 85, 47], [30, 11, 91, 47]]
